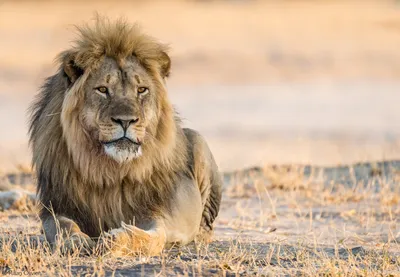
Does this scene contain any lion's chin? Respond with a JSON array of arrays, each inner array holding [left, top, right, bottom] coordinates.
[[103, 141, 142, 163]]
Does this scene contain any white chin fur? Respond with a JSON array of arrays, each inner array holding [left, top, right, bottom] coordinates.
[[104, 145, 142, 163]]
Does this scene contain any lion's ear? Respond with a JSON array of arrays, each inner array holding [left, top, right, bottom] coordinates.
[[62, 52, 84, 84], [159, 51, 171, 78]]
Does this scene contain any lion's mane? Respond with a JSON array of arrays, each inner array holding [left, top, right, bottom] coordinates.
[[29, 17, 189, 236]]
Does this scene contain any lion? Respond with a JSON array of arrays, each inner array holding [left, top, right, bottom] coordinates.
[[28, 17, 222, 255]]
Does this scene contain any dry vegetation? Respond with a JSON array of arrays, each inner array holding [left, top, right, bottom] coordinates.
[[0, 161, 399, 276], [1, 0, 400, 275]]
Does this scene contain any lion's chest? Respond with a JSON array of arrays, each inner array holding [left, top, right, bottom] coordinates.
[[81, 181, 164, 234]]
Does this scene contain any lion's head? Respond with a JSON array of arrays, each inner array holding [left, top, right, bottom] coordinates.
[[30, 17, 186, 185], [60, 18, 172, 165]]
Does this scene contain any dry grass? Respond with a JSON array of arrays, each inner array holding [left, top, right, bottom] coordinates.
[[0, 161, 399, 276], [0, 1, 399, 275]]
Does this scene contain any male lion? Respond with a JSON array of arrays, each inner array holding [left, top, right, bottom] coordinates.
[[29, 18, 222, 255]]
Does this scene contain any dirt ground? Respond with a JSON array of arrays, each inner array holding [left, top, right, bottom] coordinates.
[[1, 161, 400, 276], [1, 0, 400, 276]]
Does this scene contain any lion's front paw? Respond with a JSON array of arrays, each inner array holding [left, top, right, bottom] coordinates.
[[102, 226, 131, 249], [101, 222, 164, 256], [58, 233, 96, 256]]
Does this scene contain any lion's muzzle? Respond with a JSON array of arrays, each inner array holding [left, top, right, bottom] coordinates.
[[101, 121, 142, 163]]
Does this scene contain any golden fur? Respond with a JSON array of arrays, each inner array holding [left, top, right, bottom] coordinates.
[[29, 17, 222, 254]]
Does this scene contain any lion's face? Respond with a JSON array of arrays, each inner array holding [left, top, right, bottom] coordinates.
[[80, 57, 158, 163]]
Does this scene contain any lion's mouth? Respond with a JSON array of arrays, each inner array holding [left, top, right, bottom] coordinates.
[[102, 137, 143, 162], [102, 137, 141, 147]]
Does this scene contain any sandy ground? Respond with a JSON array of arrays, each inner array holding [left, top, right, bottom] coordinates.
[[1, 161, 400, 275]]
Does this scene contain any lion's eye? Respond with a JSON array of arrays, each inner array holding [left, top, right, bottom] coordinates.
[[137, 87, 148, 94], [96, 87, 108, 94]]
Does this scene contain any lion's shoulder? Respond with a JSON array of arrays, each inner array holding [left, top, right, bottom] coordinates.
[[182, 128, 218, 180], [183, 128, 203, 148], [183, 128, 210, 164]]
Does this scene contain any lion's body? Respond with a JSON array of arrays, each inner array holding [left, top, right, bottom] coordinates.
[[29, 17, 222, 255]]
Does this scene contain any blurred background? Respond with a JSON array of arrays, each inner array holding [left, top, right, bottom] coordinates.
[[0, 0, 400, 172]]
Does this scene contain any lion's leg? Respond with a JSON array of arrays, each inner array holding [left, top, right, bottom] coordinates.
[[163, 177, 203, 246], [104, 221, 166, 256], [196, 169, 222, 245], [42, 215, 95, 254], [102, 178, 204, 256], [183, 128, 222, 245]]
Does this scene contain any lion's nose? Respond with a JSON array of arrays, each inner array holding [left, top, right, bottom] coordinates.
[[111, 116, 139, 130]]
